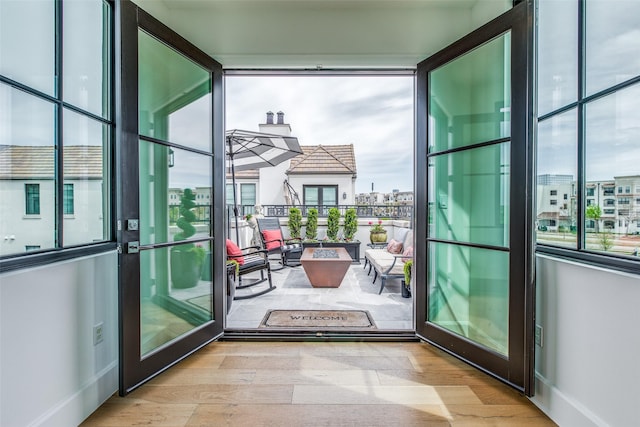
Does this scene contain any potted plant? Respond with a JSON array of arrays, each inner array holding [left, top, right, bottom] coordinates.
[[402, 259, 413, 298], [170, 188, 206, 289], [288, 207, 302, 240], [305, 207, 318, 241], [326, 207, 341, 240], [343, 208, 358, 241], [369, 220, 387, 243]]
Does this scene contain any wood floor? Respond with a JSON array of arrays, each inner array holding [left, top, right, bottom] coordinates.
[[81, 341, 556, 426]]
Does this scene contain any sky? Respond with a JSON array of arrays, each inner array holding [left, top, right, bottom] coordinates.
[[224, 75, 415, 194]]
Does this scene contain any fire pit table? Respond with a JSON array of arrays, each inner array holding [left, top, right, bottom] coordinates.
[[300, 247, 352, 288]]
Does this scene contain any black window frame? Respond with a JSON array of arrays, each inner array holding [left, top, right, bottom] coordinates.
[[535, 0, 640, 275], [303, 185, 339, 208], [0, 0, 116, 273]]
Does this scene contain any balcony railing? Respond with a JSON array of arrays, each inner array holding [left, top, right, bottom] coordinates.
[[259, 204, 413, 220]]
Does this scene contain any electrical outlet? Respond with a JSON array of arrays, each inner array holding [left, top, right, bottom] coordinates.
[[535, 324, 543, 347], [94, 322, 104, 345]]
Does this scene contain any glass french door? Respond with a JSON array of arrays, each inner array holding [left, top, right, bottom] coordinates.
[[415, 1, 535, 394], [118, 2, 225, 395]]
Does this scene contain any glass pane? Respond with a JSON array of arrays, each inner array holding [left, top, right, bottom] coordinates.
[[0, 84, 56, 256], [585, 0, 640, 96], [428, 241, 509, 356], [536, 109, 578, 248], [0, 0, 55, 95], [140, 242, 212, 356], [139, 140, 212, 246], [430, 32, 511, 152], [305, 187, 318, 205], [62, 108, 109, 246], [322, 186, 337, 205], [63, 0, 111, 119], [585, 83, 640, 256], [429, 143, 510, 248], [138, 30, 211, 152], [537, 0, 578, 116]]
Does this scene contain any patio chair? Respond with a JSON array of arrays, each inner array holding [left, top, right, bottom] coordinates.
[[256, 217, 303, 269], [226, 239, 275, 300]]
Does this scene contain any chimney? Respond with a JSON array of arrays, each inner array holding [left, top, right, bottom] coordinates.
[[277, 111, 284, 124], [266, 111, 274, 124]]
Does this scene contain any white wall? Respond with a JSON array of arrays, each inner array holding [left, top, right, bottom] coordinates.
[[0, 252, 118, 427], [533, 255, 640, 426]]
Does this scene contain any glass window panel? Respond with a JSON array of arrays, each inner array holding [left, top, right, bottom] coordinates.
[[0, 84, 55, 256], [304, 187, 319, 205], [321, 186, 337, 206], [429, 143, 510, 248], [536, 109, 578, 248], [139, 140, 212, 246], [585, 83, 640, 255], [585, 0, 640, 96], [537, 0, 578, 116], [138, 30, 211, 152], [0, 0, 55, 95], [430, 32, 511, 152], [240, 183, 255, 216], [63, 183, 74, 215], [63, 0, 111, 119], [225, 184, 234, 205], [140, 243, 212, 356], [25, 184, 41, 215], [428, 241, 509, 356], [62, 108, 109, 246]]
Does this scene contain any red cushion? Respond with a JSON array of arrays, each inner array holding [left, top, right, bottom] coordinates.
[[262, 229, 283, 250], [225, 239, 244, 265]]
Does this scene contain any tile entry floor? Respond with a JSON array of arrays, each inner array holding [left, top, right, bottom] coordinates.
[[226, 260, 413, 330]]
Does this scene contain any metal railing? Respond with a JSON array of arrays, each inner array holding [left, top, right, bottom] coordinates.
[[260, 204, 413, 221]]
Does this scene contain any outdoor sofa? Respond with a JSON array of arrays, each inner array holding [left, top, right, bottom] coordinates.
[[364, 228, 413, 294]]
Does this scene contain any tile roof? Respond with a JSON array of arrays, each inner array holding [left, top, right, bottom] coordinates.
[[287, 144, 356, 175], [0, 145, 104, 179], [226, 168, 259, 180]]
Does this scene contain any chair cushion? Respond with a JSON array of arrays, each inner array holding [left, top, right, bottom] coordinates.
[[262, 229, 283, 250], [226, 239, 245, 265], [386, 238, 403, 254], [241, 253, 267, 269]]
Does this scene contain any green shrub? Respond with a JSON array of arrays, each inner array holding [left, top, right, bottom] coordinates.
[[288, 207, 302, 240], [343, 208, 358, 240], [305, 208, 318, 240], [326, 207, 341, 240]]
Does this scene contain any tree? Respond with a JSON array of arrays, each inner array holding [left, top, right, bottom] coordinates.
[[586, 205, 602, 233]]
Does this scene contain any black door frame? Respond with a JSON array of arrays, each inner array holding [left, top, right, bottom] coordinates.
[[116, 0, 225, 395], [415, 0, 536, 395]]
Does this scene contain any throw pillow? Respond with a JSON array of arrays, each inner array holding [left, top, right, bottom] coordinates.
[[225, 239, 245, 265], [262, 229, 283, 250], [386, 238, 403, 254], [402, 246, 413, 263]]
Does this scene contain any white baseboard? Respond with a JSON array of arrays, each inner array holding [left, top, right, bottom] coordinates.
[[29, 362, 118, 427], [531, 374, 608, 427]]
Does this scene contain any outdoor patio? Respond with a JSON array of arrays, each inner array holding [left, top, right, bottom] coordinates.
[[226, 261, 413, 330]]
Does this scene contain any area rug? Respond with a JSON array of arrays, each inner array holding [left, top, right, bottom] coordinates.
[[259, 309, 377, 329]]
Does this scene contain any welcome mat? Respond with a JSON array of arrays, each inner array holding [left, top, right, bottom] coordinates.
[[259, 309, 377, 329]]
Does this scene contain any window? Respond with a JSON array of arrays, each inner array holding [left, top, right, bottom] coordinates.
[[63, 184, 74, 215], [550, 200, 558, 206], [240, 184, 256, 215], [25, 184, 40, 215], [0, 0, 112, 259], [550, 190, 557, 196], [564, 194, 568, 200], [537, 0, 640, 264], [304, 185, 338, 215], [618, 197, 630, 205]]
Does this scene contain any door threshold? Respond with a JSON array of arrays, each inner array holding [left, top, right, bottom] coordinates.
[[222, 329, 419, 341]]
